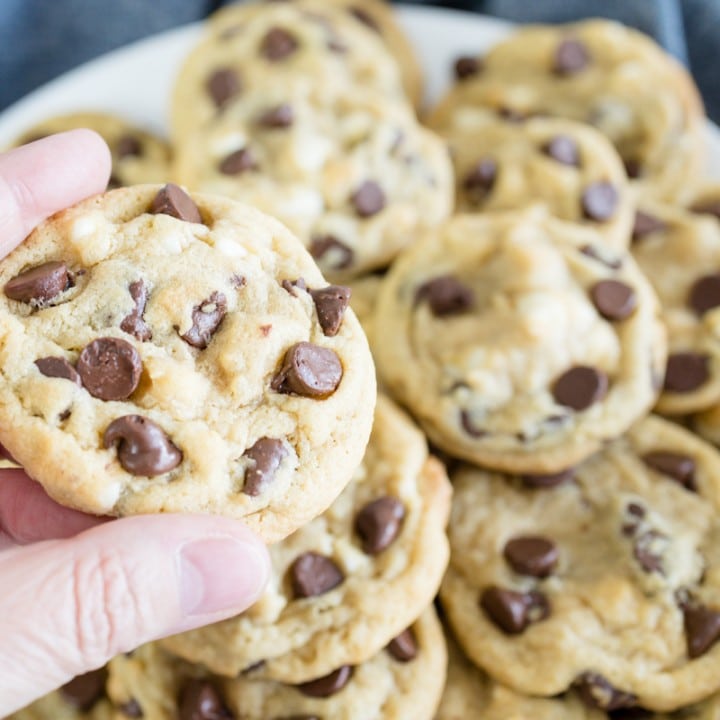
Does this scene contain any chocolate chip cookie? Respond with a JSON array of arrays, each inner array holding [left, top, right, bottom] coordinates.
[[443, 117, 633, 250], [107, 609, 447, 720], [440, 415, 720, 712], [373, 208, 666, 474], [11, 112, 171, 189], [631, 203, 720, 415], [430, 20, 705, 202], [161, 395, 451, 682], [0, 185, 375, 541]]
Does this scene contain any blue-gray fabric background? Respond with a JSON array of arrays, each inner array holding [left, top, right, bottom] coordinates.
[[1, 0, 718, 118]]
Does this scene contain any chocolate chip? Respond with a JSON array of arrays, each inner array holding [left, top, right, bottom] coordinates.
[[310, 285, 351, 336], [355, 496, 405, 554], [349, 6, 379, 31], [206, 68, 241, 108], [610, 710, 653, 720], [351, 181, 386, 218], [387, 628, 418, 662], [459, 409, 486, 438], [77, 337, 142, 401], [590, 280, 637, 321], [297, 666, 353, 698], [290, 552, 344, 598], [151, 184, 202, 224], [454, 56, 482, 80], [120, 280, 152, 341], [574, 673, 637, 711], [271, 342, 343, 398], [503, 536, 559, 577], [35, 357, 82, 386], [543, 135, 580, 166], [261, 27, 298, 61], [119, 699, 143, 718], [415, 275, 474, 317], [663, 353, 709, 393], [579, 245, 622, 270], [684, 603, 720, 658], [242, 438, 288, 496], [554, 38, 590, 75], [689, 274, 720, 316], [4, 261, 69, 305], [462, 158, 496, 202], [60, 668, 107, 711], [690, 199, 720, 220], [633, 530, 666, 574], [582, 181, 619, 221], [180, 292, 227, 349], [622, 502, 646, 536], [632, 211, 666, 241], [116, 135, 142, 159], [258, 103, 294, 128], [219, 148, 257, 175], [282, 277, 308, 296], [178, 680, 232, 720], [552, 366, 608, 411], [521, 468, 575, 488], [499, 107, 526, 123], [104, 415, 182, 476], [480, 586, 549, 634], [309, 236, 354, 270], [642, 451, 696, 491]]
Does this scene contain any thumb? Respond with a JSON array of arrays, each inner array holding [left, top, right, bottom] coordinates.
[[0, 514, 270, 714]]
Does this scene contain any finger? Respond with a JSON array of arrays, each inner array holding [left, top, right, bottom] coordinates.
[[0, 129, 111, 258], [0, 469, 105, 543], [0, 514, 270, 714]]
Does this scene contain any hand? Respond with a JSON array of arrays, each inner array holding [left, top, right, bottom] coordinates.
[[0, 132, 270, 715]]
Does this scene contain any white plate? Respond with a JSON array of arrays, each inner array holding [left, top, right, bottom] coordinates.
[[0, 5, 718, 175]]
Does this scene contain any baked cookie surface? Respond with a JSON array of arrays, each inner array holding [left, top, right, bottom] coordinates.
[[0, 185, 375, 541]]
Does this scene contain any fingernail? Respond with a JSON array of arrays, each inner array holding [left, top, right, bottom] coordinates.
[[178, 536, 269, 618]]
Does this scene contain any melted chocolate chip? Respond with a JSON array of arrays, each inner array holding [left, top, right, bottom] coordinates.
[[60, 668, 108, 711], [310, 285, 351, 336], [258, 103, 294, 128], [415, 275, 474, 317], [77, 337, 142, 401], [104, 415, 182, 476], [590, 280, 637, 321], [579, 245, 622, 270], [554, 38, 590, 75], [543, 135, 580, 166], [642, 451, 696, 491], [296, 666, 353, 698], [35, 357, 82, 386], [282, 277, 308, 296], [387, 628, 418, 662], [178, 680, 232, 720], [120, 280, 152, 341], [684, 603, 720, 658], [503, 536, 559, 577], [261, 27, 298, 60], [349, 6, 379, 31], [552, 366, 608, 411], [521, 468, 575, 488], [290, 552, 344, 598], [462, 158, 496, 202], [355, 496, 405, 554], [574, 673, 637, 711], [632, 211, 666, 241], [242, 438, 288, 496], [309, 236, 354, 270], [690, 199, 720, 220], [633, 530, 666, 574], [119, 699, 143, 718], [663, 353, 709, 393], [206, 68, 241, 108], [116, 134, 142, 159], [4, 261, 69, 305], [219, 148, 257, 175], [689, 273, 720, 316], [582, 182, 619, 222], [459, 409, 486, 438], [351, 181, 386, 218], [481, 586, 549, 634], [180, 292, 227, 349], [151, 184, 202, 224], [271, 342, 343, 398], [454, 55, 482, 80]]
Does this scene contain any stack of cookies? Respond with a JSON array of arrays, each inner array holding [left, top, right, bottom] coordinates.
[[7, 2, 720, 719]]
